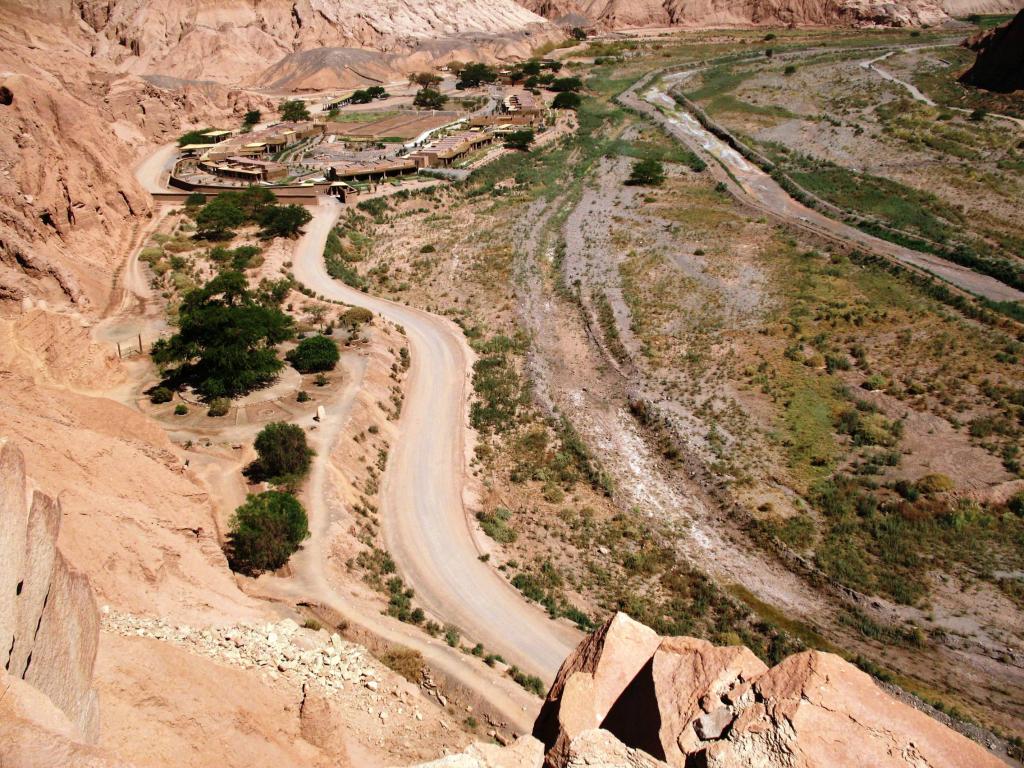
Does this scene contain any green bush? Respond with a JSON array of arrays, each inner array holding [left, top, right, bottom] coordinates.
[[174, 404, 188, 416], [341, 306, 374, 328], [207, 397, 230, 417], [286, 335, 340, 373], [150, 386, 173, 404], [226, 491, 309, 575], [251, 421, 313, 483], [626, 158, 665, 186], [258, 204, 312, 238]]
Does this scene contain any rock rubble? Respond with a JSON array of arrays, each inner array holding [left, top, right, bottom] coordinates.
[[102, 610, 394, 702]]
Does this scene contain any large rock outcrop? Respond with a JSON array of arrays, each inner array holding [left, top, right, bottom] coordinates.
[[0, 439, 105, 758], [960, 9, 1024, 93], [0, 439, 99, 740], [530, 613, 1006, 768]]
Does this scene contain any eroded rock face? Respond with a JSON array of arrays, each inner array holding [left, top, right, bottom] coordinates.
[[517, 0, 949, 29], [537, 613, 1006, 768], [960, 9, 1024, 94], [0, 440, 101, 743]]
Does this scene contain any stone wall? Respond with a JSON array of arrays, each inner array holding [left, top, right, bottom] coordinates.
[[0, 439, 100, 741]]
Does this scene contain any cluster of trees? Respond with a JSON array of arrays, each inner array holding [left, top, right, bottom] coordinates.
[[348, 85, 388, 104], [194, 188, 312, 240], [279, 99, 311, 122], [227, 421, 317, 574]]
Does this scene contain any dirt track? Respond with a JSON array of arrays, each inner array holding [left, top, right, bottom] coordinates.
[[288, 200, 580, 680]]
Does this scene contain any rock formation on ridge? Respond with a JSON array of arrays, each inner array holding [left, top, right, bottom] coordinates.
[[417, 613, 1008, 768]]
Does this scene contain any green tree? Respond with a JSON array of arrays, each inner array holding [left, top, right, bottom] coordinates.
[[457, 62, 497, 89], [550, 76, 582, 93], [279, 99, 311, 122], [243, 110, 261, 126], [286, 335, 340, 373], [627, 158, 665, 186], [503, 129, 535, 151], [226, 491, 309, 574], [251, 422, 314, 482], [150, 271, 294, 397], [522, 60, 542, 77], [177, 127, 216, 147], [349, 89, 374, 104], [413, 88, 447, 109], [258, 204, 312, 238], [194, 196, 245, 239], [570, 26, 587, 40], [552, 92, 581, 110]]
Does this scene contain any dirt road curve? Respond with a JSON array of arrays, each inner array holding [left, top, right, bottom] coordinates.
[[623, 78, 1024, 304], [291, 200, 580, 678]]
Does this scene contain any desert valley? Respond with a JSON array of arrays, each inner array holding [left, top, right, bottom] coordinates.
[[2, 1, 1024, 766]]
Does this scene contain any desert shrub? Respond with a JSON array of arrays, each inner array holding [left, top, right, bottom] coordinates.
[[341, 306, 374, 329], [916, 473, 953, 495], [508, 666, 545, 696], [476, 508, 517, 543], [174, 404, 188, 416], [207, 397, 230, 417], [286, 335, 340, 373], [379, 645, 424, 682], [226, 491, 309, 574], [251, 421, 313, 483], [443, 624, 461, 647], [149, 386, 173, 404], [296, 390, 310, 403], [356, 197, 388, 221], [419, 243, 436, 253]]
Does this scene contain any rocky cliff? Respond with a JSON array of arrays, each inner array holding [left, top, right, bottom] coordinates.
[[0, 440, 103, 755], [416, 613, 1007, 768], [519, 0, 952, 28], [960, 9, 1024, 93]]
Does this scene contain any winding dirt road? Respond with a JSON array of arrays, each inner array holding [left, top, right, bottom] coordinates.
[[289, 199, 580, 678]]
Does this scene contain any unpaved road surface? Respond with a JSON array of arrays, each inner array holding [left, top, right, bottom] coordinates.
[[625, 77, 1024, 304], [290, 199, 580, 679]]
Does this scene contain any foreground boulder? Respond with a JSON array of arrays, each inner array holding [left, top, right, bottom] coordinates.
[[535, 613, 1005, 768]]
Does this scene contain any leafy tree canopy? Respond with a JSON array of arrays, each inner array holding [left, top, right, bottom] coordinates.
[[194, 196, 246, 240], [279, 99, 311, 122], [503, 129, 535, 151], [226, 491, 309, 575], [413, 87, 448, 109], [552, 92, 582, 110], [456, 62, 497, 89], [550, 76, 583, 93], [243, 110, 261, 125], [178, 127, 217, 146], [151, 271, 294, 397], [258, 204, 312, 238]]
